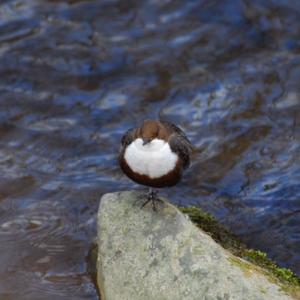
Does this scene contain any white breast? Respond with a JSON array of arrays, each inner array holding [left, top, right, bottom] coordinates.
[[124, 138, 178, 178]]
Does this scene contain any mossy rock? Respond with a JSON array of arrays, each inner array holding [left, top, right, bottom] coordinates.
[[179, 206, 300, 297], [97, 191, 298, 300]]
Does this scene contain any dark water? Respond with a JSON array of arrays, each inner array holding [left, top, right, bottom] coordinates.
[[0, 0, 300, 298]]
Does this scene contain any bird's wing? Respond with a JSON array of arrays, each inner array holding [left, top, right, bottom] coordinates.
[[160, 121, 193, 169], [121, 128, 136, 146]]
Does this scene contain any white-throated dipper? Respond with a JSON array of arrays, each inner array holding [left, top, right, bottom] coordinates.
[[119, 120, 193, 210]]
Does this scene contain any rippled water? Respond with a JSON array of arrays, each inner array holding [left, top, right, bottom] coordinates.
[[0, 0, 300, 298]]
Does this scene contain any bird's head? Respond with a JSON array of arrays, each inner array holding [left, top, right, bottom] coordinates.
[[140, 120, 160, 145]]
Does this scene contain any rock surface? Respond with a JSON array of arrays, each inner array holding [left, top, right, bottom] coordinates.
[[97, 191, 295, 300]]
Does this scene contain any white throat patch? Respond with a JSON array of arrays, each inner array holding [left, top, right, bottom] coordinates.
[[124, 138, 178, 178]]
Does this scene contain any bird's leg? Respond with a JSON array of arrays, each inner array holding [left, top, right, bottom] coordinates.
[[141, 188, 154, 209], [141, 188, 162, 211]]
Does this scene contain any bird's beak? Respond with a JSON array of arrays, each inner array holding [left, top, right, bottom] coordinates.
[[143, 138, 151, 146]]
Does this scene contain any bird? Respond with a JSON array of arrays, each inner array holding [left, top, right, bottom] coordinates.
[[119, 119, 193, 210]]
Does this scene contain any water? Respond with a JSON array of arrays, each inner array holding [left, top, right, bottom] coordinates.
[[0, 0, 300, 298]]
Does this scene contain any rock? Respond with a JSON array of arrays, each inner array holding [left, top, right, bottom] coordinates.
[[97, 191, 296, 300]]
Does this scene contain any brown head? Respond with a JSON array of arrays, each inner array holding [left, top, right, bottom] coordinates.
[[138, 120, 167, 145]]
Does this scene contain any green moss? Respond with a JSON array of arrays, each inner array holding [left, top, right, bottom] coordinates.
[[179, 206, 300, 291], [243, 249, 300, 286], [179, 206, 244, 254], [228, 256, 257, 277]]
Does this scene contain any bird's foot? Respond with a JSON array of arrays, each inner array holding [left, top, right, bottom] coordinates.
[[141, 188, 162, 211]]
